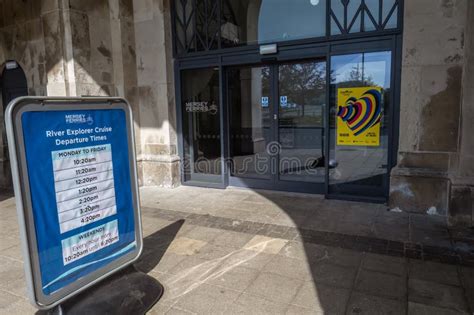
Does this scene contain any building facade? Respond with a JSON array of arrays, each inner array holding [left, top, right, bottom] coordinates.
[[0, 0, 472, 226]]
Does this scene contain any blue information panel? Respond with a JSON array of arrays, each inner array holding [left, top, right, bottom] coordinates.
[[6, 98, 142, 309]]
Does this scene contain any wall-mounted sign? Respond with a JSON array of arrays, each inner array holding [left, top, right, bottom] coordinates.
[[185, 101, 218, 115], [261, 97, 269, 108], [336, 87, 383, 146], [5, 97, 142, 309]]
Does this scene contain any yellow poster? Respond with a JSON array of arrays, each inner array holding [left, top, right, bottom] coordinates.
[[336, 87, 383, 146]]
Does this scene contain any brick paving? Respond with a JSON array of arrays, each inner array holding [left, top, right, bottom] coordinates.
[[0, 187, 473, 314]]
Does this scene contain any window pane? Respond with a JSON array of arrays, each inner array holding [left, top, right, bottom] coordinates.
[[384, 5, 398, 29], [174, 0, 399, 54], [278, 61, 327, 183], [331, 0, 362, 35], [364, 0, 380, 31], [258, 0, 326, 44], [228, 66, 272, 179], [220, 0, 327, 48], [181, 68, 222, 182]]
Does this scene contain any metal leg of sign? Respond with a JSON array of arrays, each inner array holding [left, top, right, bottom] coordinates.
[[39, 266, 164, 315]]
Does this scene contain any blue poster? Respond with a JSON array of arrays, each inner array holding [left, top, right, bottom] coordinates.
[[21, 109, 136, 295]]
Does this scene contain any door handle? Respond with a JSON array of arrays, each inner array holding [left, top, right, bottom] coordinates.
[[273, 114, 277, 120]]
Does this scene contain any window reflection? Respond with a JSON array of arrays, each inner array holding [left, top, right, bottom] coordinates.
[[332, 52, 392, 88], [329, 51, 392, 195], [182, 68, 222, 182], [228, 66, 272, 179], [279, 61, 327, 183], [258, 0, 327, 44], [174, 0, 400, 54]]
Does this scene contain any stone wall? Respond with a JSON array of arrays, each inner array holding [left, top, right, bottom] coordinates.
[[133, 0, 179, 187], [449, 0, 474, 226], [0, 0, 181, 190], [65, 0, 143, 168], [390, 0, 473, 226], [0, 0, 60, 189]]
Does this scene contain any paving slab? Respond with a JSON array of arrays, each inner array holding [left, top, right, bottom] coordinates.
[[285, 304, 318, 315], [173, 283, 240, 314], [210, 231, 254, 249], [346, 292, 407, 315], [408, 278, 470, 312], [291, 282, 350, 314], [409, 259, 461, 286], [408, 302, 470, 315], [167, 237, 208, 256], [243, 235, 288, 255], [244, 272, 304, 305], [354, 270, 407, 300], [225, 292, 289, 314], [309, 262, 357, 289], [205, 266, 260, 292], [361, 253, 407, 277], [263, 254, 313, 281]]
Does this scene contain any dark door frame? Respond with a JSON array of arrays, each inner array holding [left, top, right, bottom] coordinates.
[[175, 34, 403, 202]]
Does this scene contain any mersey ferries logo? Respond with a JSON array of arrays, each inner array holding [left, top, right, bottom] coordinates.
[[65, 114, 94, 125], [185, 101, 218, 115]]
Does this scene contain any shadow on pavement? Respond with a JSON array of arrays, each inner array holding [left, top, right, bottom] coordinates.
[[134, 219, 185, 274], [0, 190, 13, 202], [141, 187, 474, 313]]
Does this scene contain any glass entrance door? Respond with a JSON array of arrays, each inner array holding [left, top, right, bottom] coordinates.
[[227, 60, 327, 193], [278, 61, 327, 185], [181, 67, 222, 184], [225, 51, 392, 199], [329, 51, 393, 199], [228, 65, 273, 184]]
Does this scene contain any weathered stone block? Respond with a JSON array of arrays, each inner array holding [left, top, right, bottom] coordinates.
[[68, 0, 110, 20], [119, 0, 134, 19], [399, 66, 423, 152], [418, 66, 462, 152], [389, 172, 449, 214], [142, 143, 177, 156], [42, 11, 66, 83], [398, 152, 449, 172], [120, 19, 138, 87], [41, 0, 59, 14], [139, 159, 180, 188], [134, 18, 168, 86], [448, 186, 473, 227], [133, 0, 155, 23], [3, 0, 41, 27], [403, 0, 466, 67]]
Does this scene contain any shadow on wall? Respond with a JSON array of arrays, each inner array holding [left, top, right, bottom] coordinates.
[[0, 189, 13, 202]]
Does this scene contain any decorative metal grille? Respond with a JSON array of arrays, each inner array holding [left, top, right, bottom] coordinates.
[[330, 0, 399, 35], [173, 0, 401, 56]]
